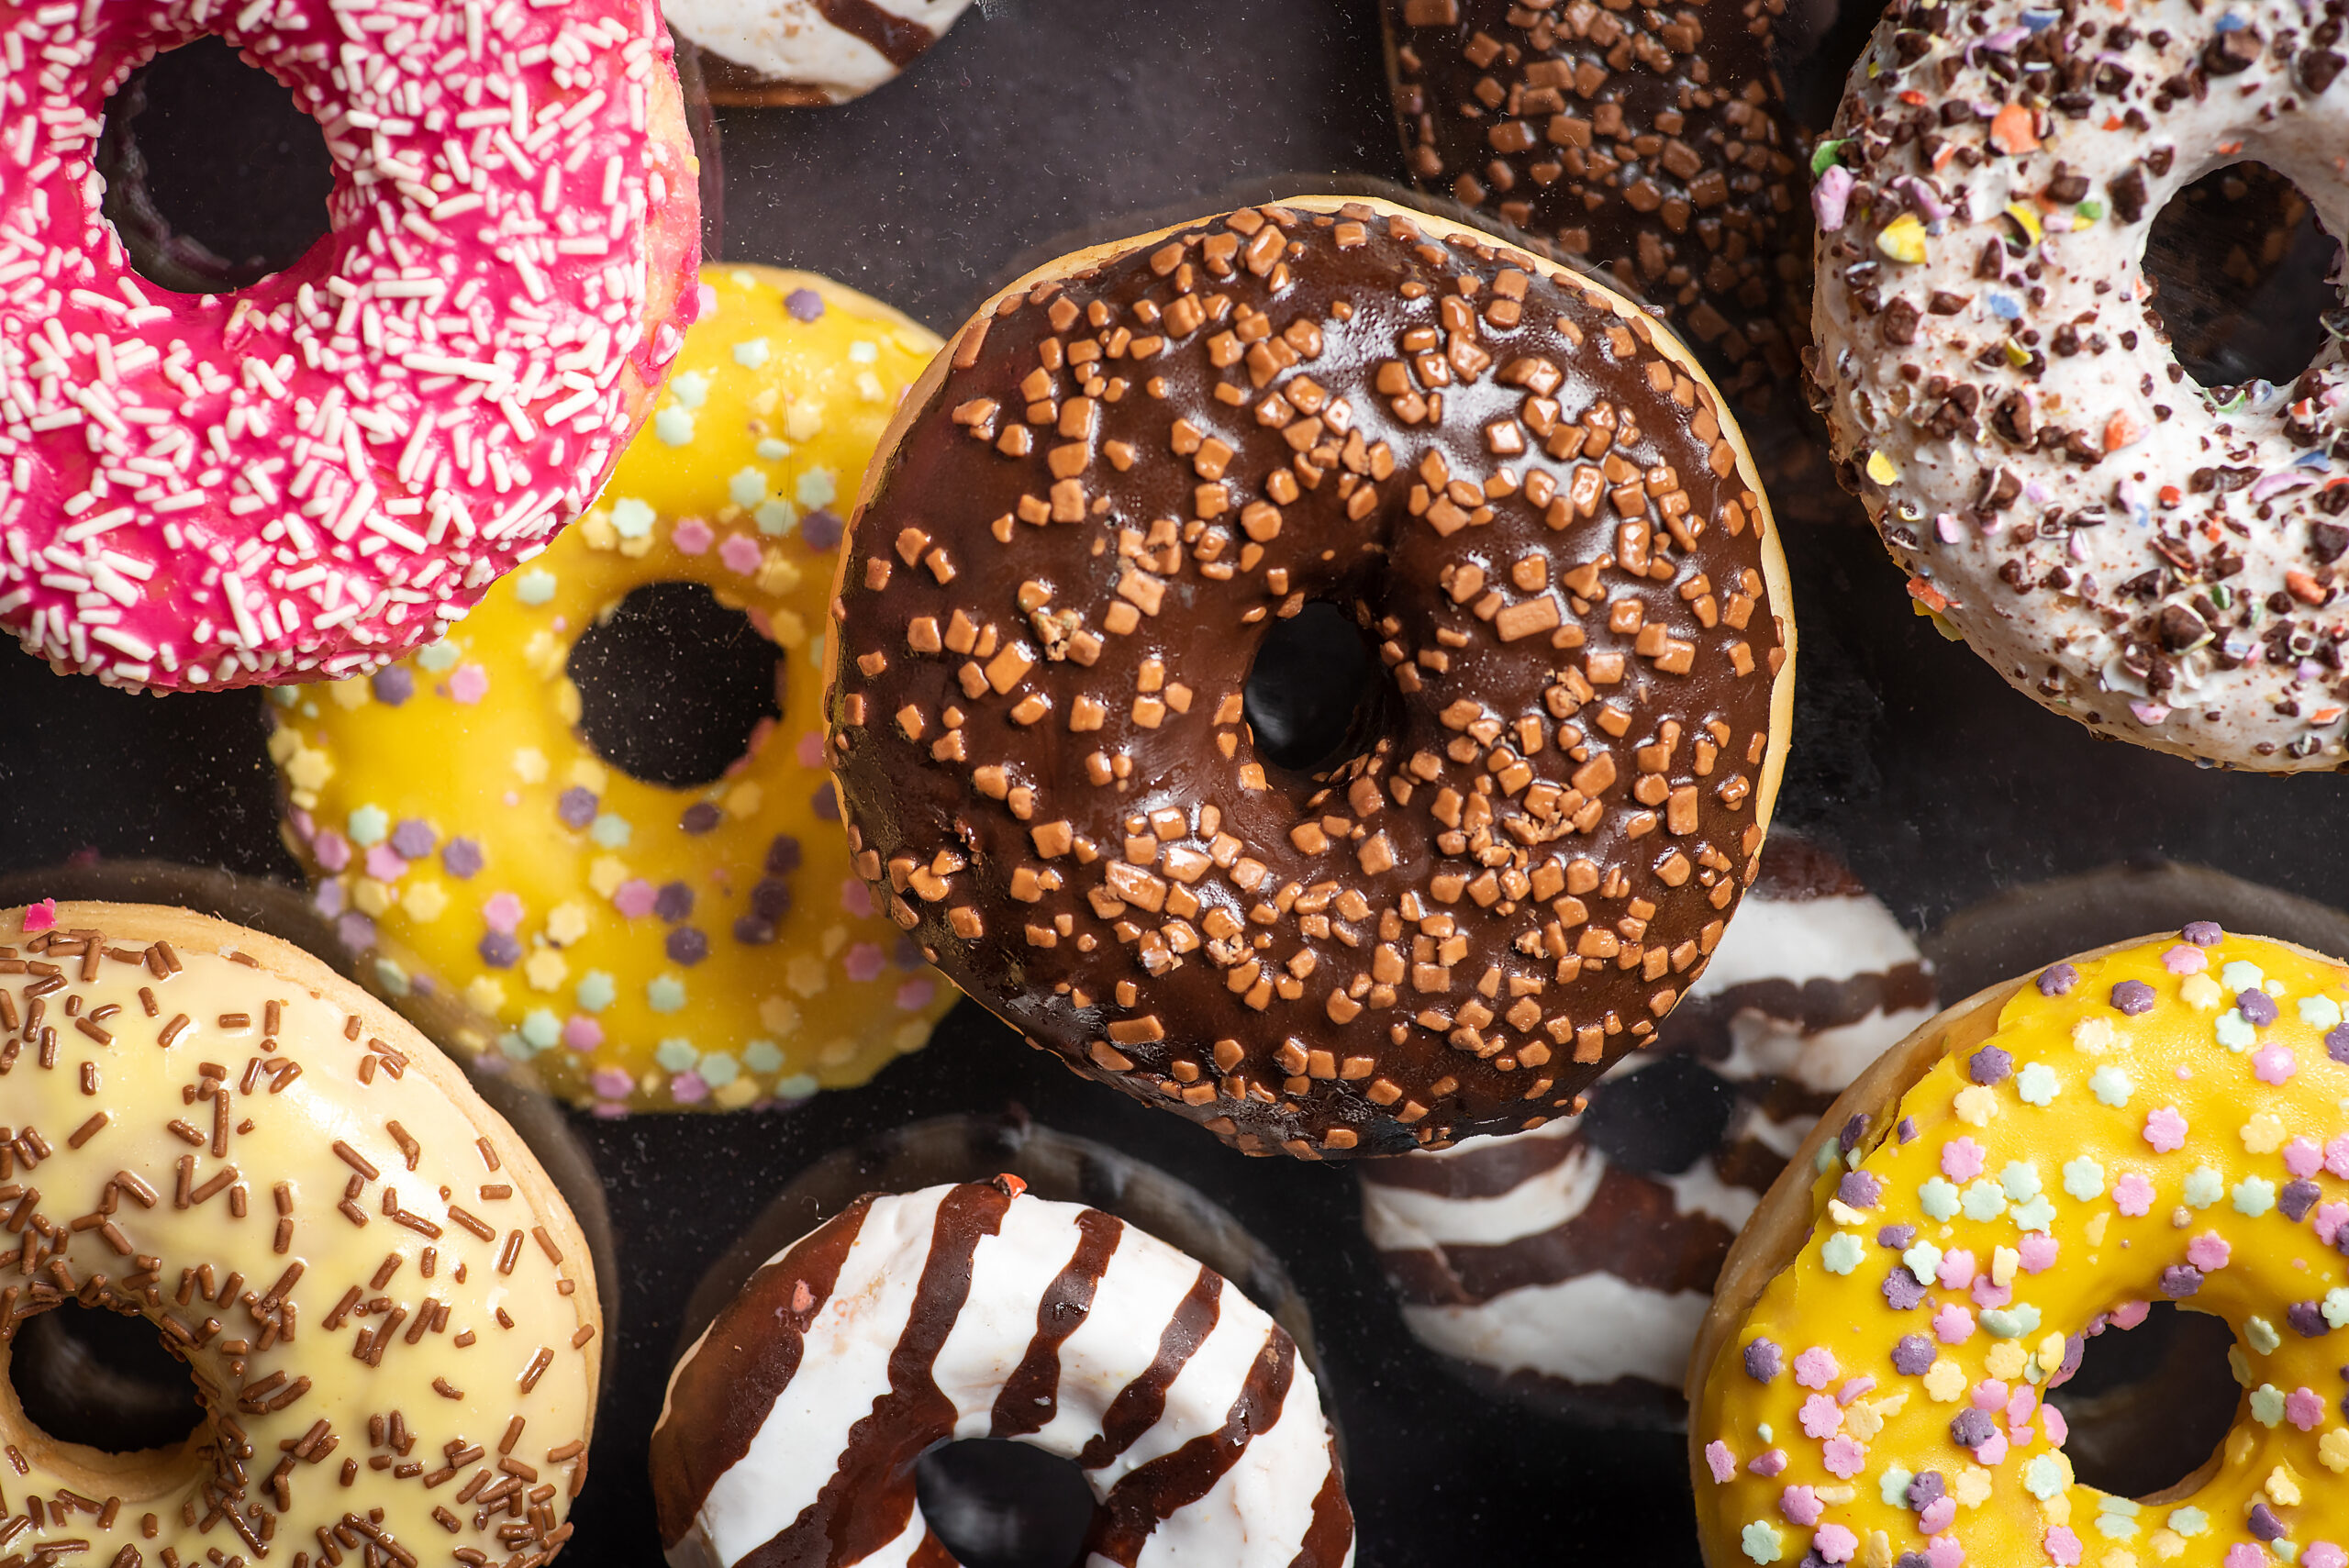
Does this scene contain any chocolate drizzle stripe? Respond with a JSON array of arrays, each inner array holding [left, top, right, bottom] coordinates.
[[1664, 962, 1938, 1061], [1082, 1328, 1297, 1567], [990, 1207, 1123, 1439], [742, 1183, 1012, 1568], [1359, 1119, 1579, 1198], [1376, 1159, 1740, 1301], [650, 1196, 872, 1550], [1286, 1451, 1355, 1568], [809, 0, 936, 66], [1077, 1266, 1223, 1472]]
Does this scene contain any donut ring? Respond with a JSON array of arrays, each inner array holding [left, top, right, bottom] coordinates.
[[0, 0, 700, 692], [826, 194, 1795, 1159], [1691, 927, 2349, 1568], [0, 901, 599, 1568], [651, 1176, 1353, 1568], [1809, 0, 2349, 770], [270, 265, 958, 1113]]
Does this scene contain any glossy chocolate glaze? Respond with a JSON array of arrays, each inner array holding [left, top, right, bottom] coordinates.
[[829, 199, 1788, 1157], [1381, 0, 1809, 399]]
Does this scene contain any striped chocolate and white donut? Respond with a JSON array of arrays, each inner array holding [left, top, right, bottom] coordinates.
[[651, 1177, 1354, 1568], [1358, 840, 1934, 1422]]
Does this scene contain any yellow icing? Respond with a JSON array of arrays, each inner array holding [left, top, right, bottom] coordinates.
[[1696, 931, 2349, 1568], [267, 267, 958, 1111], [0, 905, 594, 1568]]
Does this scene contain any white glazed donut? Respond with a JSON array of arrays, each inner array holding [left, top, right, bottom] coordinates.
[[1808, 0, 2349, 769], [649, 1178, 1354, 1568], [1359, 840, 1934, 1419], [670, 0, 975, 106]]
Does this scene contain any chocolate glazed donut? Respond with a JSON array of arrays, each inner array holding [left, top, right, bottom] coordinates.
[[825, 195, 1795, 1158]]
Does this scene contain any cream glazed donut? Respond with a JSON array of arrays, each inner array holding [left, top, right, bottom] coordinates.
[[1809, 0, 2349, 769], [651, 1177, 1353, 1568], [1359, 837, 1934, 1420], [0, 0, 700, 691]]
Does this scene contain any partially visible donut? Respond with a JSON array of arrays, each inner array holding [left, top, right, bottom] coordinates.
[[1359, 837, 1933, 1422], [0, 901, 600, 1568], [1379, 0, 1811, 398], [1690, 926, 2349, 1568], [673, 0, 976, 106], [269, 265, 957, 1113], [1809, 0, 2349, 769], [825, 195, 1796, 1160], [0, 0, 700, 691], [651, 1177, 1353, 1568]]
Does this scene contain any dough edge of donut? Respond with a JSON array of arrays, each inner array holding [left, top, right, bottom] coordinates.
[[1678, 926, 2349, 1552], [2, 900, 606, 1425], [827, 193, 1800, 1030]]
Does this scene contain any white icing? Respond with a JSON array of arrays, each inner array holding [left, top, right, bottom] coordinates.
[[695, 1186, 947, 1568], [1660, 1159, 1764, 1232], [667, 0, 974, 102], [1813, 0, 2349, 769], [1360, 1129, 1602, 1251], [672, 1187, 1350, 1568], [1400, 1275, 1715, 1387], [1695, 891, 1921, 995]]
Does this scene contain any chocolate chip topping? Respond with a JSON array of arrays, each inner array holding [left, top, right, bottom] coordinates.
[[827, 198, 1789, 1159], [1381, 0, 1809, 401]]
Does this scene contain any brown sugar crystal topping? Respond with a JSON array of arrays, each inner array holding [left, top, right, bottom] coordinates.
[[825, 199, 1790, 1159], [1383, 0, 1808, 398]]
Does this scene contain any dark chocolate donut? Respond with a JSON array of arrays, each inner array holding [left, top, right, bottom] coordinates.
[[1380, 0, 1809, 398], [824, 195, 1795, 1159]]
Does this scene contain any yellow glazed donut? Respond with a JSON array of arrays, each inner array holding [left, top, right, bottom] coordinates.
[[267, 267, 956, 1114], [1690, 927, 2349, 1568], [0, 900, 597, 1568]]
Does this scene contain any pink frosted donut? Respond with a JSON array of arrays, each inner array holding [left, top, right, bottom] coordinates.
[[0, 0, 701, 690]]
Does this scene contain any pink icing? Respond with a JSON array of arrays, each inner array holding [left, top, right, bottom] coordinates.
[[1811, 1524, 1856, 1564], [2113, 1173, 2154, 1217], [20, 898, 54, 931], [0, 0, 699, 691], [2186, 1231, 2232, 1271], [2289, 1386, 2326, 1430]]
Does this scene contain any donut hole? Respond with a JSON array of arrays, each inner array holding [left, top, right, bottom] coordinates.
[[2044, 1302, 2240, 1500], [912, 1438, 1096, 1568], [1577, 1053, 1738, 1175], [96, 38, 334, 294], [1241, 600, 1384, 775], [6, 1302, 204, 1455], [567, 582, 785, 790], [2143, 161, 2342, 390]]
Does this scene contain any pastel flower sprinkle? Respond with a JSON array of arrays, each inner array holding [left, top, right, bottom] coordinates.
[[2143, 1106, 2188, 1151], [2061, 1157, 2105, 1201], [2015, 1062, 2059, 1105], [2089, 1065, 2132, 1106], [2113, 1173, 2154, 1216]]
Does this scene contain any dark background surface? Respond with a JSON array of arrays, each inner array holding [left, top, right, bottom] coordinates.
[[5, 1, 2347, 1562]]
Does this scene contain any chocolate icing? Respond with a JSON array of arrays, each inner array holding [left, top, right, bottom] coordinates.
[[1381, 0, 1809, 398], [828, 198, 1789, 1157]]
